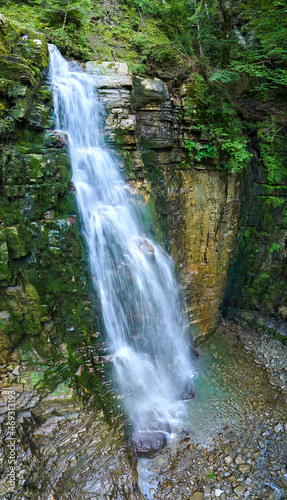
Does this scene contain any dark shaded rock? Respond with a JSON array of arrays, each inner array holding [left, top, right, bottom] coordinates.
[[44, 130, 69, 149], [191, 346, 199, 358], [180, 378, 196, 400], [180, 430, 190, 443], [131, 430, 167, 458]]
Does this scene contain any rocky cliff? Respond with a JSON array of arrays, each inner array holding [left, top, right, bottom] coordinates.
[[1, 19, 286, 366], [0, 17, 97, 373], [86, 61, 242, 341]]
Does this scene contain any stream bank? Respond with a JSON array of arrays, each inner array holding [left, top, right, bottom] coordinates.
[[140, 324, 287, 500], [1, 323, 286, 499]]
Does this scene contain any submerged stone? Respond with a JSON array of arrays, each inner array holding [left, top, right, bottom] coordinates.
[[179, 378, 196, 400], [131, 430, 167, 458]]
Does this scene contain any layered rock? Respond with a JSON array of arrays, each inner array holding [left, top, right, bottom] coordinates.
[[0, 18, 95, 364], [86, 62, 242, 340], [225, 135, 287, 336]]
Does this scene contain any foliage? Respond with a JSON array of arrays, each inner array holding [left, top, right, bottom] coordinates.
[[257, 117, 287, 184], [206, 470, 216, 480], [0, 0, 93, 59], [184, 140, 216, 161], [183, 71, 251, 172]]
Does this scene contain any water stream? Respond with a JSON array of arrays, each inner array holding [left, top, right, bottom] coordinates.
[[48, 46, 194, 432]]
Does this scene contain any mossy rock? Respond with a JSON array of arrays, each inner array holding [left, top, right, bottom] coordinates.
[[0, 55, 36, 84]]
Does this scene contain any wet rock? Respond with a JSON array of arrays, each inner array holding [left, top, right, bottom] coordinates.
[[179, 378, 196, 400], [180, 430, 190, 442], [131, 430, 167, 458], [140, 420, 171, 434], [138, 238, 154, 256]]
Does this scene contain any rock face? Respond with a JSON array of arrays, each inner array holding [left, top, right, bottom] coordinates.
[[0, 19, 96, 363], [86, 62, 242, 341], [224, 141, 287, 331], [0, 380, 141, 499]]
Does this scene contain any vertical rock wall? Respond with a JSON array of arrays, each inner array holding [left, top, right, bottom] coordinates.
[[0, 18, 95, 363], [86, 62, 242, 341], [225, 132, 287, 338]]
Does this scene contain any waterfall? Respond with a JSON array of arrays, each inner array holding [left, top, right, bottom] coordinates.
[[48, 46, 194, 431]]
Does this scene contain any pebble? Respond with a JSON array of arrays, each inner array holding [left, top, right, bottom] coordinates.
[[234, 485, 246, 496], [190, 492, 203, 500], [204, 486, 211, 494], [224, 455, 233, 465], [274, 423, 283, 433], [215, 488, 224, 497], [12, 365, 21, 376], [235, 455, 243, 465], [228, 475, 237, 483], [238, 464, 250, 473]]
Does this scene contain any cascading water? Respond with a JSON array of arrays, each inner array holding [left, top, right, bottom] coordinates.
[[48, 45, 194, 433]]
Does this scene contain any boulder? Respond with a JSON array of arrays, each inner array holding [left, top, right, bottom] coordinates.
[[131, 430, 167, 458], [179, 378, 196, 400]]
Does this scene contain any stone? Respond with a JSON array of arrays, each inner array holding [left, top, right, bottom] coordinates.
[[238, 464, 250, 473], [131, 430, 167, 458], [0, 237, 11, 281], [189, 492, 203, 500], [215, 489, 224, 497], [224, 455, 233, 465], [44, 130, 69, 149], [235, 455, 243, 465], [203, 486, 211, 494], [138, 238, 154, 256], [228, 475, 237, 483], [12, 365, 21, 376], [134, 77, 170, 107], [238, 464, 250, 474], [86, 61, 133, 89], [274, 423, 283, 433], [234, 485, 246, 496], [179, 378, 196, 400]]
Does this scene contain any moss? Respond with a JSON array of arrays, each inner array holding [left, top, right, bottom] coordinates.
[[0, 239, 11, 281], [0, 55, 36, 84], [225, 136, 287, 323], [5, 226, 27, 258], [0, 102, 6, 117], [121, 151, 133, 175]]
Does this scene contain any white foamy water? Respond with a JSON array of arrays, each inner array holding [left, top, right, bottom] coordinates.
[[49, 45, 194, 429]]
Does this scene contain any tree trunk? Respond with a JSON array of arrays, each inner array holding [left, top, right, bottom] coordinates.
[[193, 0, 204, 58], [218, 0, 232, 67]]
